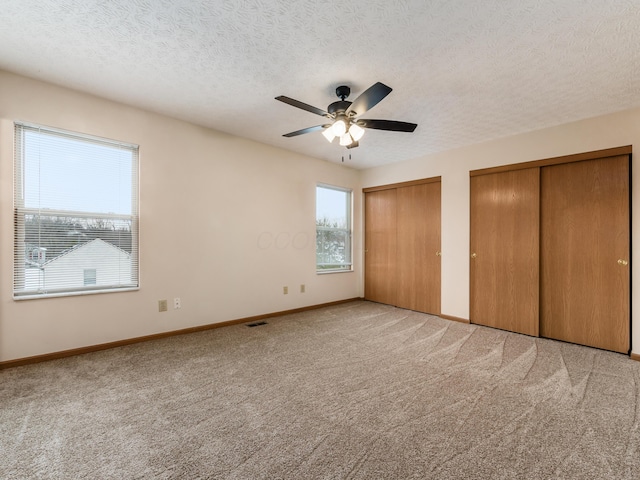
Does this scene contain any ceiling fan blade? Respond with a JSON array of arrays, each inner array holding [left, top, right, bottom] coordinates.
[[357, 119, 417, 132], [275, 96, 329, 117], [282, 125, 329, 137], [345, 82, 392, 116]]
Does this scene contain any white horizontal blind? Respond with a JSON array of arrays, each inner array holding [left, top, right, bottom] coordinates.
[[316, 184, 352, 272], [14, 122, 139, 298]]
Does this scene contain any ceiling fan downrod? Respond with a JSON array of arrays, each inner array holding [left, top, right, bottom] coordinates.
[[335, 85, 351, 101]]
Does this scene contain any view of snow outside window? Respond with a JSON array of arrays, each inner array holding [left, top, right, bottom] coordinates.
[[316, 185, 352, 271], [15, 124, 138, 297]]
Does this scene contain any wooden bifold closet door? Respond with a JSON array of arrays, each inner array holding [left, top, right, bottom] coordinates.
[[396, 182, 441, 313], [470, 168, 540, 336], [364, 179, 441, 315], [540, 155, 630, 353], [364, 189, 397, 306], [470, 149, 630, 354]]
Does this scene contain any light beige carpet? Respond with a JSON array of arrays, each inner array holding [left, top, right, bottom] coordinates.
[[1, 300, 640, 479]]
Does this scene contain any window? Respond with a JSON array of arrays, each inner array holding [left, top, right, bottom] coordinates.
[[83, 269, 97, 286], [14, 122, 139, 298], [316, 184, 352, 272]]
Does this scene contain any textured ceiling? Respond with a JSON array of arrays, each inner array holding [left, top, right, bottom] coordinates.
[[1, 0, 639, 169]]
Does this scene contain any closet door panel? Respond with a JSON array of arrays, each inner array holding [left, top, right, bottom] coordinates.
[[470, 168, 540, 336], [364, 189, 397, 305], [540, 155, 630, 353], [396, 182, 441, 314]]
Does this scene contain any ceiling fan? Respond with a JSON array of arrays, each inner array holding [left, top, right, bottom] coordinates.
[[275, 82, 417, 149]]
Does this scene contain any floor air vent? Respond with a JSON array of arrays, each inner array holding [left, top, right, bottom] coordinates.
[[246, 321, 268, 328]]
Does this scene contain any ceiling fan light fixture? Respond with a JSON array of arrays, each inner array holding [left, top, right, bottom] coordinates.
[[339, 132, 353, 146], [331, 119, 347, 136], [349, 123, 365, 141], [322, 127, 336, 143]]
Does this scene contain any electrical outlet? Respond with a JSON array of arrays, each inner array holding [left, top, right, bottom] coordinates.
[[174, 297, 181, 309], [158, 300, 168, 312], [283, 286, 288, 294], [300, 284, 305, 293]]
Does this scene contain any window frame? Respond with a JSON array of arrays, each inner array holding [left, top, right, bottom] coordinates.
[[316, 183, 353, 274], [13, 121, 140, 299]]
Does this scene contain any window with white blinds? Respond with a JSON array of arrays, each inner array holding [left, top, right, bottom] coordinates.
[[14, 122, 139, 298], [316, 184, 352, 272]]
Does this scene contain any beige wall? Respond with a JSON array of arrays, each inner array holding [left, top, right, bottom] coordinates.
[[361, 107, 640, 355], [2, 69, 638, 362], [0, 71, 362, 362]]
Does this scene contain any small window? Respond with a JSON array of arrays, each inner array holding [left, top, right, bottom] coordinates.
[[14, 122, 139, 298], [83, 269, 97, 286], [316, 184, 352, 272]]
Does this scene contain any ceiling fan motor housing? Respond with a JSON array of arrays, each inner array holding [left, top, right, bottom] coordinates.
[[328, 100, 352, 116]]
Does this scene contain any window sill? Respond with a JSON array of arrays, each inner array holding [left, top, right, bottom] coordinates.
[[14, 287, 139, 301], [316, 269, 354, 275]]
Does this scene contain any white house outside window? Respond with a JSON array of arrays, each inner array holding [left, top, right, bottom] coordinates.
[[13, 122, 139, 298], [316, 184, 352, 272]]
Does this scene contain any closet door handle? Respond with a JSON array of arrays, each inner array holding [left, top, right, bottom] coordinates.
[[471, 253, 477, 259], [618, 259, 628, 266], [436, 251, 441, 257]]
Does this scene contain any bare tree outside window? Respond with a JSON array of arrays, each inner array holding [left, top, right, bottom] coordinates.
[[316, 185, 352, 272]]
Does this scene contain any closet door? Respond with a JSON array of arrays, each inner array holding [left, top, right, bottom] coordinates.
[[470, 168, 540, 336], [396, 182, 441, 314], [540, 155, 630, 353], [364, 189, 397, 305]]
